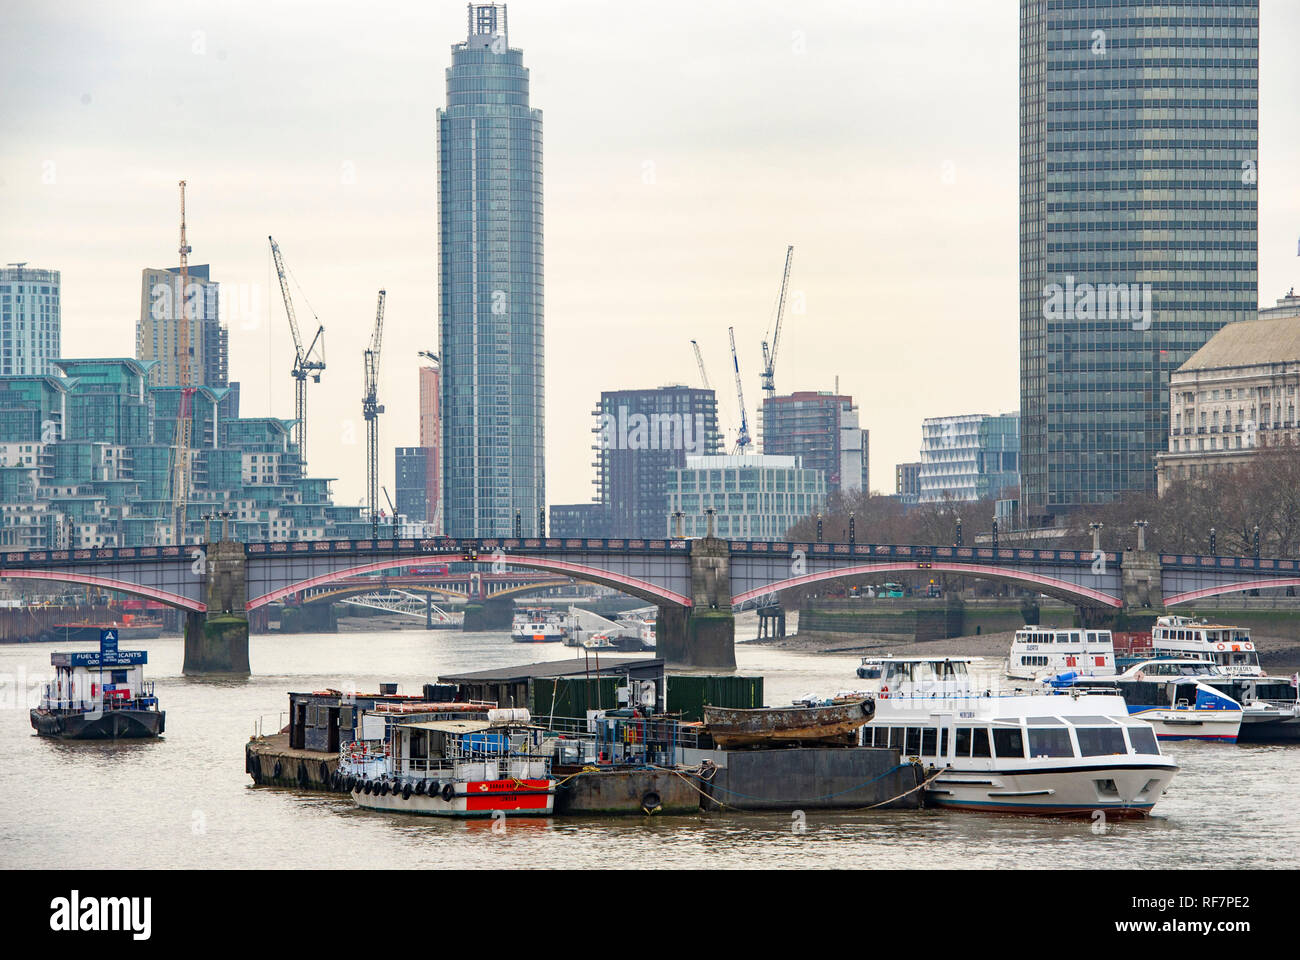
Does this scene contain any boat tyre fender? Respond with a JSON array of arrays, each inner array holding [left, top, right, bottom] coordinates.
[[402, 782, 413, 800], [320, 761, 331, 784], [380, 781, 391, 796], [441, 783, 455, 803], [297, 762, 308, 787], [414, 780, 426, 795], [363, 780, 373, 795], [273, 760, 282, 780], [641, 791, 661, 815], [861, 700, 873, 717]]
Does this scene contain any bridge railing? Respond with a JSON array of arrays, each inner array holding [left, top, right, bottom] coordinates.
[[6, 535, 1300, 576]]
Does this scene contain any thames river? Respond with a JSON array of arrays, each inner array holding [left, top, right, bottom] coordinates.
[[2, 626, 1298, 869]]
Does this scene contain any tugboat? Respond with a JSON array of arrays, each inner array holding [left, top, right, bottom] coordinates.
[[29, 629, 165, 739]]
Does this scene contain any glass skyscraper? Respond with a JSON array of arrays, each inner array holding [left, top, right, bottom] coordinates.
[[438, 4, 545, 537], [1019, 1, 1258, 523]]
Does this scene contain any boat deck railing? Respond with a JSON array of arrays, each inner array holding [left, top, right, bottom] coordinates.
[[41, 682, 160, 713]]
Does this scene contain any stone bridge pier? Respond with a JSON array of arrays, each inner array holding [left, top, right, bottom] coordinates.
[[183, 539, 250, 675], [658, 536, 735, 669]]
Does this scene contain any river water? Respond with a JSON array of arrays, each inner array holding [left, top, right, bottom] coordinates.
[[2, 626, 1297, 869]]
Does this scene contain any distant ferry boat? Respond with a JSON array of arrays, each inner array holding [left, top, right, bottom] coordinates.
[[853, 656, 1178, 817], [511, 609, 567, 643], [1117, 616, 1261, 677], [1007, 625, 1116, 680], [29, 631, 164, 739]]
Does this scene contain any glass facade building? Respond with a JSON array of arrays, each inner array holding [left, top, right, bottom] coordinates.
[[665, 455, 827, 540], [918, 413, 1020, 504], [1019, 1, 1258, 521], [0, 266, 60, 377], [438, 4, 545, 537]]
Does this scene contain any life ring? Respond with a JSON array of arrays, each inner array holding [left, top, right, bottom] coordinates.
[[1217, 643, 1225, 651], [401, 782, 413, 800], [441, 783, 455, 802], [641, 791, 662, 815], [879, 686, 889, 700]]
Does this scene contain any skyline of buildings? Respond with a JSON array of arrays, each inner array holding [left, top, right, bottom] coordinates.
[[6, 4, 1298, 544], [1018, 0, 1260, 524], [438, 3, 546, 538]]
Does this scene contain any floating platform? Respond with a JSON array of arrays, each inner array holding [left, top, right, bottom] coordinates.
[[246, 733, 341, 790], [687, 746, 925, 812], [554, 767, 698, 816]]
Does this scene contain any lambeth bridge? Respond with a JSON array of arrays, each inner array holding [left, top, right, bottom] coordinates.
[[3, 533, 1299, 673]]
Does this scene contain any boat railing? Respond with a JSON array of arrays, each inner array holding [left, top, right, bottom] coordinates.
[[533, 712, 706, 761], [254, 712, 288, 738]]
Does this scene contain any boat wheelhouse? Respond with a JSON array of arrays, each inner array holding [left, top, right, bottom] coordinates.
[[1055, 660, 1243, 742], [1007, 625, 1116, 680], [347, 713, 555, 817], [855, 657, 1178, 816], [30, 632, 164, 740], [1121, 616, 1262, 677]]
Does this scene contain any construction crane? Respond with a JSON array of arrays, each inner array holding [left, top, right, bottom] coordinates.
[[728, 326, 752, 454], [267, 236, 326, 465], [690, 339, 711, 390], [363, 289, 387, 538], [759, 244, 795, 401], [169, 180, 194, 544]]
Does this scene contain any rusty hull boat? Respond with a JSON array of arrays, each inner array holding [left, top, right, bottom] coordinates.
[[703, 698, 874, 749]]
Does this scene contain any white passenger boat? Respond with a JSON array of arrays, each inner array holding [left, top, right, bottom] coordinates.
[[1122, 616, 1262, 677], [1054, 660, 1243, 742], [347, 712, 555, 817], [854, 657, 1178, 817], [511, 608, 567, 643], [1007, 625, 1116, 680]]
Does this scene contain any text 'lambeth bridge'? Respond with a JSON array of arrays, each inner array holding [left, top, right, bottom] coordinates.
[[3, 534, 1298, 672]]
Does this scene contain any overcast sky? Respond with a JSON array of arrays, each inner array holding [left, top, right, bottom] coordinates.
[[3, 0, 1298, 511]]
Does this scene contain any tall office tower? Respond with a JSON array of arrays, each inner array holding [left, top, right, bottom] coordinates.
[[594, 385, 721, 538], [138, 264, 227, 389], [1019, 1, 1258, 523], [419, 363, 442, 533], [438, 3, 544, 537], [0, 264, 60, 376], [760, 391, 866, 493]]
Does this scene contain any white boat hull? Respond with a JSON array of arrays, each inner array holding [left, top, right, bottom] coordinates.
[[929, 762, 1177, 816], [1129, 708, 1241, 742]]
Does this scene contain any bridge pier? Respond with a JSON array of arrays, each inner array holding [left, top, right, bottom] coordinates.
[[1121, 549, 1162, 611], [658, 537, 735, 669], [183, 540, 251, 675], [463, 596, 514, 632]]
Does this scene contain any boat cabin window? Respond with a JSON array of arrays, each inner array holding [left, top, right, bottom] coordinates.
[[859, 665, 882, 679], [1027, 727, 1075, 758], [955, 727, 971, 757], [971, 728, 992, 758], [1076, 727, 1126, 757], [409, 729, 428, 760], [906, 727, 922, 752], [992, 728, 1024, 759], [1127, 726, 1159, 755], [940, 727, 949, 757], [921, 727, 938, 756]]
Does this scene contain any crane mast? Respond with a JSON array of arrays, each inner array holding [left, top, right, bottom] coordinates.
[[268, 236, 326, 465], [729, 326, 752, 454], [690, 339, 711, 389], [760, 244, 794, 401], [169, 180, 194, 544], [363, 290, 387, 538]]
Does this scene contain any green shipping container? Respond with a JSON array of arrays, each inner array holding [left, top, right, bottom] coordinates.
[[666, 675, 764, 722], [531, 677, 621, 721]]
